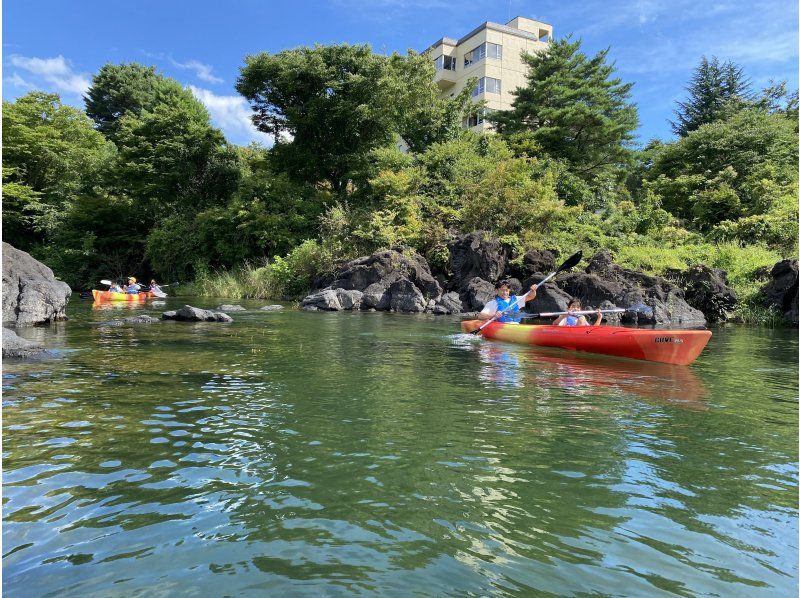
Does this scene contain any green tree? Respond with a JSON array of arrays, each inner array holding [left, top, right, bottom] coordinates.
[[2, 92, 114, 249], [671, 56, 751, 137], [112, 87, 240, 220], [491, 37, 638, 178], [236, 44, 471, 193], [84, 63, 189, 141]]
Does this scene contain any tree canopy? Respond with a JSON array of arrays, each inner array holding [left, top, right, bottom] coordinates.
[[671, 56, 751, 137], [491, 37, 639, 178]]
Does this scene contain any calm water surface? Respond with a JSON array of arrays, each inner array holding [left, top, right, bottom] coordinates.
[[3, 298, 798, 596]]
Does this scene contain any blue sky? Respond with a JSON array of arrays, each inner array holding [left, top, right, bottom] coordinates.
[[3, 0, 798, 146]]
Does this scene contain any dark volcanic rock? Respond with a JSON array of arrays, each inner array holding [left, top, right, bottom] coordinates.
[[762, 259, 799, 324], [162, 305, 233, 322], [522, 277, 573, 313], [3, 327, 47, 358], [433, 291, 465, 315], [667, 265, 737, 323], [464, 277, 495, 311], [522, 249, 557, 276], [3, 242, 71, 326], [560, 250, 706, 326], [301, 249, 441, 313], [448, 232, 507, 291]]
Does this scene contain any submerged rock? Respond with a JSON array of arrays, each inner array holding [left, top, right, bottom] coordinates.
[[3, 328, 48, 359], [162, 305, 233, 322], [260, 305, 284, 311], [2, 242, 71, 326], [219, 304, 246, 311], [101, 315, 161, 327]]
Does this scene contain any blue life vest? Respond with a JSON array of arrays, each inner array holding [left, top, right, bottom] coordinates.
[[562, 314, 580, 326], [495, 295, 520, 323]]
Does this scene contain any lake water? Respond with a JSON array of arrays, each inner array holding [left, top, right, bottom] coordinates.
[[3, 298, 798, 596]]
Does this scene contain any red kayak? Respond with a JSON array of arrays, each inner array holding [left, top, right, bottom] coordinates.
[[460, 320, 712, 366]]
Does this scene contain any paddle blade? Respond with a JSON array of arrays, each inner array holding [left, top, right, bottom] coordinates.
[[100, 279, 113, 286], [461, 320, 483, 333], [627, 303, 654, 317], [555, 250, 583, 274]]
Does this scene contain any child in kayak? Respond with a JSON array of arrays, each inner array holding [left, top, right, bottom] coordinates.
[[479, 280, 538, 323], [124, 277, 142, 294], [108, 281, 123, 293], [554, 298, 602, 327]]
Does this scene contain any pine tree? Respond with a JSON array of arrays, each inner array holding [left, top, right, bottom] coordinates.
[[671, 56, 751, 137], [491, 37, 638, 178]]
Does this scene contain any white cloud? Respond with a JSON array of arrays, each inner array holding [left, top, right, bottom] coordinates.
[[8, 54, 90, 95], [5, 72, 32, 88], [189, 85, 273, 146], [171, 59, 223, 84]]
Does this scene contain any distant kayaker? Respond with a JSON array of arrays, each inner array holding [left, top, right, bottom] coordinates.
[[124, 277, 141, 294], [149, 279, 163, 294], [553, 298, 602, 327], [479, 280, 538, 323]]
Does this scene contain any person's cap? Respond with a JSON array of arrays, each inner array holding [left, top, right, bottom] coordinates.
[[128, 277, 136, 283]]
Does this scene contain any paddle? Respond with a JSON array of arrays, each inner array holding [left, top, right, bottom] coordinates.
[[520, 304, 654, 319], [471, 250, 584, 335]]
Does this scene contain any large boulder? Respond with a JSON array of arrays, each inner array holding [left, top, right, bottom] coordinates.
[[3, 242, 71, 326], [560, 250, 707, 326], [432, 291, 464, 315], [162, 305, 233, 322], [447, 232, 508, 291], [301, 249, 441, 313], [762, 259, 799, 324], [2, 328, 48, 359], [667, 265, 737, 323], [464, 277, 496, 311]]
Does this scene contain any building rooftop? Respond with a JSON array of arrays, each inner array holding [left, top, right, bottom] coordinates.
[[425, 16, 552, 52]]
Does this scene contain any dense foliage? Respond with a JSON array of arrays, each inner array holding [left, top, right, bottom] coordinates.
[[2, 42, 796, 321]]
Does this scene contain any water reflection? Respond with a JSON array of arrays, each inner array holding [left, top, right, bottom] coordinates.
[[453, 334, 707, 406]]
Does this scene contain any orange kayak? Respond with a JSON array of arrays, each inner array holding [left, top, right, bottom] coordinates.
[[460, 320, 712, 366], [92, 290, 151, 302]]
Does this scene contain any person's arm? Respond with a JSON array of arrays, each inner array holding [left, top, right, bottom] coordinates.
[[553, 314, 566, 326], [479, 299, 498, 320], [520, 285, 537, 305], [593, 309, 602, 326]]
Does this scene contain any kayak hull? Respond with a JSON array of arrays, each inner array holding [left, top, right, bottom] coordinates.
[[92, 290, 150, 302], [461, 321, 711, 366]]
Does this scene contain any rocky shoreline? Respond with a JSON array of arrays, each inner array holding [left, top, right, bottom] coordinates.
[[2, 236, 798, 358], [300, 232, 799, 327]]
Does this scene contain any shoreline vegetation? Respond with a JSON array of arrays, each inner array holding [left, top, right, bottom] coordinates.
[[3, 42, 797, 326]]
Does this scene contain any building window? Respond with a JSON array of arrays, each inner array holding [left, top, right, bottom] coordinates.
[[464, 42, 502, 67], [462, 108, 491, 128], [472, 77, 501, 97], [434, 54, 456, 71]]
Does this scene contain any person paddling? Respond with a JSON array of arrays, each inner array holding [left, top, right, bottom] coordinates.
[[479, 280, 538, 323], [124, 277, 141, 294], [553, 298, 602, 327], [149, 279, 163, 294], [108, 281, 123, 293]]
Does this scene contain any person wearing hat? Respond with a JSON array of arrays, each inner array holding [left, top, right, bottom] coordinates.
[[124, 277, 142, 294], [478, 280, 538, 323]]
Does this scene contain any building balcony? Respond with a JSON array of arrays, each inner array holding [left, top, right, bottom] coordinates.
[[434, 68, 457, 90]]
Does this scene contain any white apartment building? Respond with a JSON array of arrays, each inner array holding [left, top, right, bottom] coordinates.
[[426, 16, 553, 130]]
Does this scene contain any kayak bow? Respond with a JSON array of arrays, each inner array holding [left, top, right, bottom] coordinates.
[[460, 320, 711, 366]]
